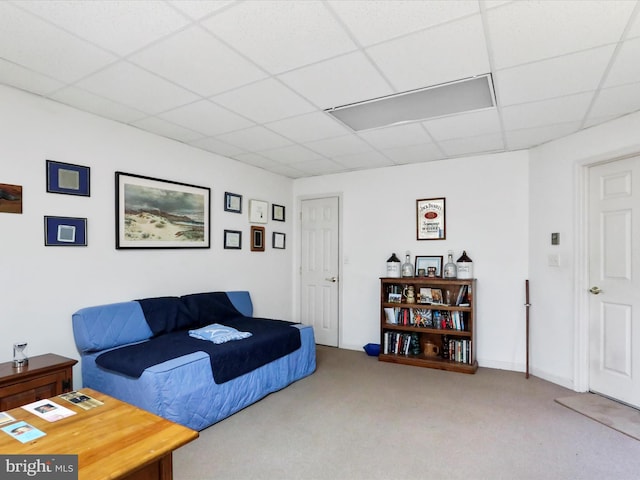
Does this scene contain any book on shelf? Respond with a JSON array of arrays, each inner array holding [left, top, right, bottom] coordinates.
[[455, 285, 468, 306]]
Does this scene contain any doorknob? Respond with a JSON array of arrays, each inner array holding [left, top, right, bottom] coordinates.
[[325, 277, 338, 283], [589, 286, 602, 295]]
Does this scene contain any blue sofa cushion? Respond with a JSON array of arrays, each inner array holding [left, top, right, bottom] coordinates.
[[136, 296, 195, 336], [181, 292, 243, 327]]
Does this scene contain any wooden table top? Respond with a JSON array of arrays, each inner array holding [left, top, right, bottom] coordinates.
[[0, 388, 199, 480]]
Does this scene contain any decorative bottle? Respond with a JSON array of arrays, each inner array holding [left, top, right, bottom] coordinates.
[[386, 253, 401, 278], [456, 250, 473, 279], [401, 252, 414, 277], [443, 251, 457, 279]]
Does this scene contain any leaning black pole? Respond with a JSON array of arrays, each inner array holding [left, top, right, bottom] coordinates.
[[525, 279, 531, 379]]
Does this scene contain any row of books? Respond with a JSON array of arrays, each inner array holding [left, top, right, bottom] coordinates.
[[444, 338, 473, 364], [384, 307, 466, 331], [382, 331, 416, 355]]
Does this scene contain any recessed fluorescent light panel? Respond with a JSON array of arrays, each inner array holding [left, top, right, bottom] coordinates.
[[326, 74, 495, 131]]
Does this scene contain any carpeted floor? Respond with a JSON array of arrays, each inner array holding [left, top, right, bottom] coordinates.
[[174, 346, 640, 480], [555, 393, 640, 441]]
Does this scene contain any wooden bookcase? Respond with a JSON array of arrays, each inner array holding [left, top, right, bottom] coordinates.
[[379, 277, 477, 374]]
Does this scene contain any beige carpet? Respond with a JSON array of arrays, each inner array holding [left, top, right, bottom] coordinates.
[[555, 393, 640, 441]]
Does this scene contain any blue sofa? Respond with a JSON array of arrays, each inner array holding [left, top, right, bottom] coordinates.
[[72, 291, 316, 431]]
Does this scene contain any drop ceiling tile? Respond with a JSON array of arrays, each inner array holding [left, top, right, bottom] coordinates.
[[267, 162, 308, 178], [366, 15, 490, 92], [487, 1, 635, 69], [627, 9, 640, 38], [231, 152, 280, 169], [0, 59, 64, 95], [438, 133, 505, 157], [278, 51, 393, 108], [582, 114, 621, 129], [305, 135, 372, 157], [328, 0, 478, 47], [603, 37, 640, 88], [381, 143, 444, 164], [294, 158, 348, 176], [265, 111, 351, 143], [501, 92, 593, 131], [258, 144, 324, 164], [211, 79, 316, 124], [496, 45, 615, 107], [15, 0, 190, 56], [357, 123, 431, 149], [0, 2, 117, 83], [159, 99, 254, 136], [188, 137, 246, 157], [129, 26, 267, 97], [589, 82, 640, 118], [422, 109, 501, 141], [76, 62, 199, 115], [505, 122, 582, 150], [201, 0, 357, 74], [333, 151, 394, 169], [50, 86, 147, 124], [216, 126, 292, 151], [168, 0, 235, 20], [131, 116, 204, 143]]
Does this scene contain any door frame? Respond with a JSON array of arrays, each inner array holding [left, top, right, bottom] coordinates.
[[294, 193, 343, 347], [574, 150, 640, 392]]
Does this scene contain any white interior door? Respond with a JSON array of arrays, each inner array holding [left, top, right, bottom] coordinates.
[[300, 196, 340, 347], [588, 155, 640, 407]]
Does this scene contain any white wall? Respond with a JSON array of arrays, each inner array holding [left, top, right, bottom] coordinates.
[[1, 86, 294, 384], [528, 111, 640, 389], [293, 151, 530, 371]]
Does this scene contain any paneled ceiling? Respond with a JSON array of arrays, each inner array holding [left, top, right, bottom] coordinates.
[[2, 0, 639, 178]]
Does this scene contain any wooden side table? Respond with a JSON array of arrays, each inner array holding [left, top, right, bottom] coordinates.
[[0, 353, 77, 410]]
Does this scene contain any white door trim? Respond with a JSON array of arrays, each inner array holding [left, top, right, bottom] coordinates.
[[295, 192, 343, 347], [574, 150, 640, 392]]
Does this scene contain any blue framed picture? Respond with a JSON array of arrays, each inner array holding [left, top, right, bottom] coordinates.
[[44, 216, 87, 246], [46, 160, 90, 196]]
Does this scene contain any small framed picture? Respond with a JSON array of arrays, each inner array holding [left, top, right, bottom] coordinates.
[[272, 231, 286, 249], [416, 197, 445, 240], [249, 199, 268, 224], [415, 256, 443, 278], [250, 226, 265, 251], [44, 216, 87, 246], [224, 192, 242, 213], [0, 183, 22, 214], [224, 230, 242, 249], [388, 293, 402, 303], [272, 204, 285, 222], [46, 160, 90, 196]]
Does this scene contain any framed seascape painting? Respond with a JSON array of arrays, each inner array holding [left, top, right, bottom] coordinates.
[[115, 172, 210, 249]]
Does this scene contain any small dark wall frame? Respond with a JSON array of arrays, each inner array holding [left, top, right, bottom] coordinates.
[[273, 231, 286, 249], [44, 216, 87, 246], [250, 226, 265, 252], [224, 229, 242, 249], [224, 192, 242, 213], [272, 204, 285, 222], [46, 160, 90, 196]]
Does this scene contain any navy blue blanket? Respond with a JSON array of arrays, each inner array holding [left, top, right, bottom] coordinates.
[[95, 316, 301, 384]]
